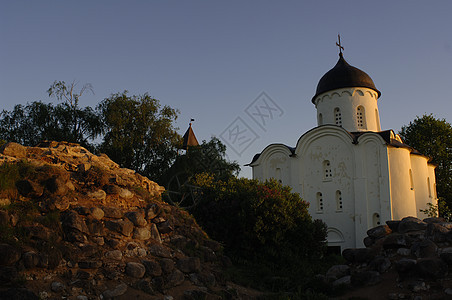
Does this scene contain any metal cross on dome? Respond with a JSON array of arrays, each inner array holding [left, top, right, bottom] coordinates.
[[336, 34, 344, 54]]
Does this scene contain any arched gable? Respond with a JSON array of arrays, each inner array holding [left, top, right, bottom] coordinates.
[[295, 125, 355, 156], [250, 143, 293, 166], [250, 144, 293, 184]]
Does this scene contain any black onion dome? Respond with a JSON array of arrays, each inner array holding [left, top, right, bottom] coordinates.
[[312, 53, 381, 103]]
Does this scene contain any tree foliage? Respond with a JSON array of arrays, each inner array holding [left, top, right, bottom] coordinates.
[[190, 174, 327, 261], [399, 114, 452, 211], [161, 137, 240, 207], [0, 101, 101, 149], [97, 91, 182, 181], [189, 174, 328, 292]]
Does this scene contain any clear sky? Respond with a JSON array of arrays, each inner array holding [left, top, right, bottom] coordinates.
[[2, 1, 452, 178]]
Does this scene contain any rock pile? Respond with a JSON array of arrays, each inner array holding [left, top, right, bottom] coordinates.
[[0, 142, 254, 299], [325, 216, 452, 299]]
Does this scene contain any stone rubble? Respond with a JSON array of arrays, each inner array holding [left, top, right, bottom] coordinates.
[[325, 216, 452, 299], [0, 141, 256, 299]]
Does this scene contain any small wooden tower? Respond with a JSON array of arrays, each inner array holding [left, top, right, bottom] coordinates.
[[181, 119, 199, 150]]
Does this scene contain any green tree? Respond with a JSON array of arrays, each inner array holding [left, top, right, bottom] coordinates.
[[190, 174, 327, 260], [162, 137, 240, 207], [189, 174, 328, 292], [0, 101, 101, 149], [47, 80, 102, 145], [399, 114, 452, 212], [97, 91, 181, 181]]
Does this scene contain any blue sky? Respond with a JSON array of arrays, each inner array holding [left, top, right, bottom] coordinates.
[[2, 1, 452, 178]]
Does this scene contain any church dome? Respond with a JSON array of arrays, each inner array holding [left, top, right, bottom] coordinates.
[[312, 53, 381, 103]]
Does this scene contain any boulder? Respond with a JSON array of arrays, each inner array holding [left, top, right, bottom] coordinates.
[[85, 218, 105, 236], [177, 257, 201, 273], [165, 269, 185, 288], [87, 189, 106, 201], [142, 259, 162, 277], [90, 207, 104, 220], [119, 188, 134, 199], [159, 258, 175, 274], [386, 220, 400, 232], [367, 225, 392, 239], [411, 239, 438, 258], [126, 211, 147, 227], [126, 262, 146, 278], [105, 219, 134, 237], [102, 283, 128, 299], [150, 224, 162, 243], [326, 264, 350, 281], [146, 204, 160, 220], [105, 250, 123, 260], [425, 223, 450, 242], [398, 217, 427, 233], [105, 238, 121, 249], [1, 142, 27, 158], [133, 227, 151, 240], [102, 207, 123, 219], [61, 210, 88, 233], [157, 220, 174, 234], [383, 233, 408, 249], [149, 244, 172, 258]]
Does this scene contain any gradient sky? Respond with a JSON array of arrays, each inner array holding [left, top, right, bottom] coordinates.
[[2, 1, 452, 178]]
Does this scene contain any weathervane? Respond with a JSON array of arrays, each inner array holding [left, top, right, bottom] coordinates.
[[336, 34, 344, 54]]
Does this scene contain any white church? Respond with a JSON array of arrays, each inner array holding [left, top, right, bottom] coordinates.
[[249, 49, 438, 251]]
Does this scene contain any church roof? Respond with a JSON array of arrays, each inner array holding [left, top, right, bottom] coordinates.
[[181, 123, 199, 150], [312, 53, 381, 103], [247, 128, 433, 165]]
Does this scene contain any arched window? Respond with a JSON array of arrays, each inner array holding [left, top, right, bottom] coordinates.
[[357, 106, 366, 129], [336, 190, 343, 212], [428, 177, 431, 197], [334, 107, 342, 126], [317, 192, 323, 212], [323, 160, 332, 180], [318, 113, 323, 125], [373, 213, 381, 227]]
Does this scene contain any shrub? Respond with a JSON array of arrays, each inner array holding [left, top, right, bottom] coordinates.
[[189, 174, 329, 293], [190, 174, 327, 261]]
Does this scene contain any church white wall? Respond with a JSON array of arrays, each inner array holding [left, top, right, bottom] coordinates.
[[355, 134, 391, 245], [250, 145, 292, 185], [314, 87, 380, 132], [410, 155, 432, 219], [388, 147, 417, 219], [428, 164, 438, 212], [296, 127, 356, 249]]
